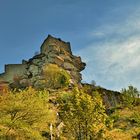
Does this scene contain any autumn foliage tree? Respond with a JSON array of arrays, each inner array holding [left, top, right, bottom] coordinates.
[[0, 87, 56, 140], [57, 87, 108, 140], [121, 85, 139, 107]]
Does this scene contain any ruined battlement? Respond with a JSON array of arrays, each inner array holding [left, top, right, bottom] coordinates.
[[40, 35, 72, 54], [0, 64, 27, 83]]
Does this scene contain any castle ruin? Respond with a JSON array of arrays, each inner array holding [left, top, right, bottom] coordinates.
[[0, 35, 86, 88]]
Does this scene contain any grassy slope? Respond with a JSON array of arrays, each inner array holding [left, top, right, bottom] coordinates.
[[106, 105, 140, 140]]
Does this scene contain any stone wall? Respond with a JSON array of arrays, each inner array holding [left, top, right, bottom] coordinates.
[[0, 64, 27, 83], [40, 35, 72, 54]]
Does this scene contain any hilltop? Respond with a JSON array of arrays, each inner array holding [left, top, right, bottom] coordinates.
[[0, 35, 85, 87], [0, 35, 121, 108]]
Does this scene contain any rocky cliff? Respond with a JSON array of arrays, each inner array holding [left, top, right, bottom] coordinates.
[[0, 35, 86, 88]]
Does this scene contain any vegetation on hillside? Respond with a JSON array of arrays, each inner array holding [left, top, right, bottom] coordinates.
[[0, 88, 56, 139], [0, 66, 140, 139], [121, 85, 140, 107], [42, 64, 71, 89], [57, 88, 108, 140]]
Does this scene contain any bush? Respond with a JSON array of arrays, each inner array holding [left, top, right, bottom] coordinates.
[[129, 112, 140, 126], [43, 64, 70, 89], [121, 85, 139, 107]]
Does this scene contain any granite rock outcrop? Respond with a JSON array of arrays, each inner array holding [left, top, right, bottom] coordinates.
[[0, 35, 86, 88]]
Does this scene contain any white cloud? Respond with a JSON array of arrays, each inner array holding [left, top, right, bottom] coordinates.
[[90, 31, 105, 38], [77, 11, 140, 91], [90, 9, 140, 40]]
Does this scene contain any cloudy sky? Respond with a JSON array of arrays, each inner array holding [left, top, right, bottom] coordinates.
[[0, 0, 140, 91]]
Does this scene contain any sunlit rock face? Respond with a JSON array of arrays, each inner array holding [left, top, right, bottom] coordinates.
[[0, 35, 86, 88]]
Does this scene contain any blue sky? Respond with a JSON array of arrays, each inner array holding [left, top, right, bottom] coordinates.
[[0, 0, 140, 91]]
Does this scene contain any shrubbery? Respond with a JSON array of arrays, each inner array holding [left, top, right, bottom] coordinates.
[[121, 85, 139, 107], [57, 87, 108, 140], [43, 64, 71, 89], [0, 78, 140, 140], [0, 87, 56, 140]]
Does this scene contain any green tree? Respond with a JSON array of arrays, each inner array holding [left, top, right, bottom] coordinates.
[[57, 87, 107, 140], [121, 85, 139, 107], [43, 64, 70, 89], [0, 87, 56, 140]]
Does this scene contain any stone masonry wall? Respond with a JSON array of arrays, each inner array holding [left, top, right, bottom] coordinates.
[[0, 64, 27, 83]]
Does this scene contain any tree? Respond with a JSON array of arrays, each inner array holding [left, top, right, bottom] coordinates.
[[121, 85, 139, 107], [0, 87, 56, 140], [57, 87, 107, 140], [43, 64, 70, 89]]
